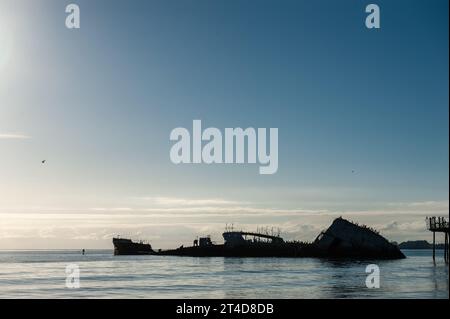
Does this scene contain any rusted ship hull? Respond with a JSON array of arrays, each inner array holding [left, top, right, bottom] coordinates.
[[113, 238, 154, 255], [113, 241, 404, 259]]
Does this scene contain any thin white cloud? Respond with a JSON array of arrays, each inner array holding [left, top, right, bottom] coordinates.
[[139, 196, 244, 206], [90, 207, 133, 212], [0, 133, 31, 139], [1, 199, 448, 218], [378, 220, 426, 232]]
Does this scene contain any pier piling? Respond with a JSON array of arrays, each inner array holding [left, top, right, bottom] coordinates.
[[433, 231, 435, 262], [426, 216, 449, 264]]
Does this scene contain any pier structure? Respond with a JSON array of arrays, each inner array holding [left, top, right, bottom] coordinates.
[[426, 216, 449, 263]]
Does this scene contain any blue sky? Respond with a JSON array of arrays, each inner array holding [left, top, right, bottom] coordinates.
[[0, 0, 448, 248]]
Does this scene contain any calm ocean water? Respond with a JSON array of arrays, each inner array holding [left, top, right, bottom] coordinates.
[[0, 249, 447, 299]]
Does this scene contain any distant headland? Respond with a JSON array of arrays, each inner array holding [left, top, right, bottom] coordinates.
[[398, 240, 446, 250]]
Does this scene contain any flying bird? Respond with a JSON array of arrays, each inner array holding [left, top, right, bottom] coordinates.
[[41, 160, 46, 164]]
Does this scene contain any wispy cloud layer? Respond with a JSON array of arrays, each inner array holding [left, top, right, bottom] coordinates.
[[1, 198, 448, 217], [0, 133, 30, 139], [138, 196, 244, 206], [0, 197, 447, 248]]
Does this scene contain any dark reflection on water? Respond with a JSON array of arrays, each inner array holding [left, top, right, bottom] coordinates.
[[0, 250, 447, 298]]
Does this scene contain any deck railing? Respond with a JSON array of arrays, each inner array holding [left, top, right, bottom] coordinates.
[[426, 216, 449, 232]]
